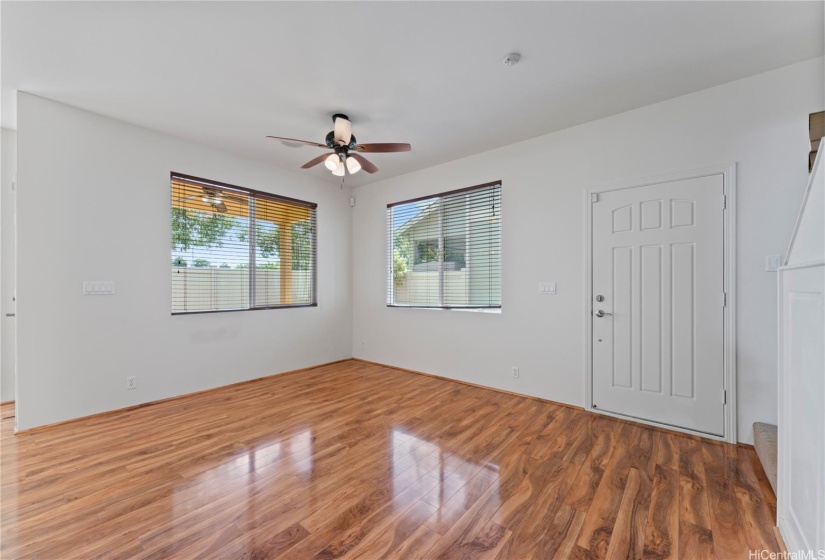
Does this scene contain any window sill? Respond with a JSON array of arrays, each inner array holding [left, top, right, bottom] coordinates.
[[386, 305, 501, 314], [172, 303, 317, 316]]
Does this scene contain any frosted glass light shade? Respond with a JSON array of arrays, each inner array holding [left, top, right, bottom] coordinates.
[[334, 117, 352, 145], [324, 153, 340, 171], [346, 156, 361, 174]]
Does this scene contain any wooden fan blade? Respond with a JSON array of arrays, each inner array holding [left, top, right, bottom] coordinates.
[[177, 195, 197, 202], [353, 143, 411, 153], [349, 153, 378, 174], [301, 153, 332, 169], [266, 136, 328, 149], [215, 201, 228, 213]]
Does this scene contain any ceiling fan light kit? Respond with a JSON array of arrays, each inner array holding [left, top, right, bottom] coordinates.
[[332, 113, 352, 145], [266, 113, 411, 178], [346, 156, 361, 174], [324, 153, 340, 171], [177, 187, 245, 213]]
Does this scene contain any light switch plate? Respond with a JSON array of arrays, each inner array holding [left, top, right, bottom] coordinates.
[[765, 255, 781, 272], [538, 282, 556, 295], [83, 281, 116, 295]]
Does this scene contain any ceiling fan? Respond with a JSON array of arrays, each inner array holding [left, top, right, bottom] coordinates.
[[178, 187, 245, 213], [267, 114, 411, 176]]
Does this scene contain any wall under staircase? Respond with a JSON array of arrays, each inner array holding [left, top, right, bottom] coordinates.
[[776, 138, 824, 555]]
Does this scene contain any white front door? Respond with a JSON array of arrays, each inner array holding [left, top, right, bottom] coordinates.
[[591, 174, 726, 436]]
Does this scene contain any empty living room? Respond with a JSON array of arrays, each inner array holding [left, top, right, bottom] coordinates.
[[1, 1, 824, 559]]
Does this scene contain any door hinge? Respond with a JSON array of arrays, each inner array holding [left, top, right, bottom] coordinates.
[[591, 193, 600, 203], [722, 389, 727, 405], [722, 292, 727, 307], [722, 195, 727, 210]]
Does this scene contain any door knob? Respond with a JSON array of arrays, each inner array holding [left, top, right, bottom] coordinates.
[[595, 310, 612, 318]]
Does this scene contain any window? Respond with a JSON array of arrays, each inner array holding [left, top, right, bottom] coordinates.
[[171, 173, 317, 314], [387, 181, 501, 309]]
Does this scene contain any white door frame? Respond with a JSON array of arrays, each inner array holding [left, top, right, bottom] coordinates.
[[583, 163, 737, 443]]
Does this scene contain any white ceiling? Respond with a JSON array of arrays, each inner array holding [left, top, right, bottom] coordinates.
[[2, 1, 823, 186]]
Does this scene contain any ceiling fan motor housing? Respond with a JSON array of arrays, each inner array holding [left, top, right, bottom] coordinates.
[[325, 130, 357, 150]]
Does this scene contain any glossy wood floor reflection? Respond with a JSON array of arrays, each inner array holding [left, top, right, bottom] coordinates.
[[1, 360, 780, 559]]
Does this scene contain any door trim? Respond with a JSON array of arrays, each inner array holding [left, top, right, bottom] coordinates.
[[583, 163, 737, 443]]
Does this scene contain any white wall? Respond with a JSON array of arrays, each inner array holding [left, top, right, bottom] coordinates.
[[777, 146, 824, 554], [0, 128, 16, 403], [778, 265, 824, 554], [16, 93, 352, 430], [785, 139, 824, 266], [352, 58, 824, 444]]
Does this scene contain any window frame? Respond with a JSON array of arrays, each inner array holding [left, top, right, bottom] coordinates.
[[386, 180, 502, 310], [170, 172, 318, 315]]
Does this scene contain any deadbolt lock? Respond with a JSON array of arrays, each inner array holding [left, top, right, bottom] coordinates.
[[595, 295, 604, 302]]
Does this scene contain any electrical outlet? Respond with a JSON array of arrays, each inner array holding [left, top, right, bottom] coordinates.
[[126, 376, 137, 390], [511, 367, 519, 378]]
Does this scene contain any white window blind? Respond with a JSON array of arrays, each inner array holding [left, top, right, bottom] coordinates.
[[171, 173, 317, 314], [387, 181, 501, 309]]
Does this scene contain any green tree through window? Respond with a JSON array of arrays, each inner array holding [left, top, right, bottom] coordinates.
[[171, 208, 237, 252]]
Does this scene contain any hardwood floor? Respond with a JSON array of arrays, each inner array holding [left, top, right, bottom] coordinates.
[[0, 360, 779, 559]]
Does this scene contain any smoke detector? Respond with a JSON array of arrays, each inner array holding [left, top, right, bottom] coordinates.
[[503, 52, 521, 67]]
